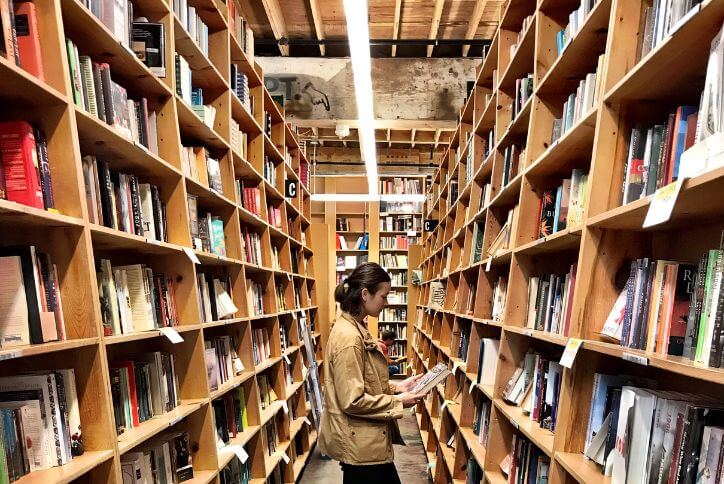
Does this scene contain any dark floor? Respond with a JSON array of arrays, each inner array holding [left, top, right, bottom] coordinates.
[[299, 409, 433, 484]]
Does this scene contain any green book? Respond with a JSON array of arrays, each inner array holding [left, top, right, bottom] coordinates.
[[696, 250, 722, 361], [65, 39, 82, 107], [0, 416, 7, 484], [238, 387, 248, 430]]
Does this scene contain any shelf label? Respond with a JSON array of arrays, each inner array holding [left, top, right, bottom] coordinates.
[[159, 327, 184, 344], [407, 230, 417, 237], [511, 418, 519, 430], [169, 415, 184, 427], [283, 354, 291, 365], [183, 247, 201, 264], [220, 444, 249, 464], [643, 179, 685, 228], [276, 451, 291, 464], [469, 382, 476, 394], [622, 352, 648, 366], [451, 360, 466, 375], [485, 258, 492, 272], [424, 220, 439, 232], [280, 400, 289, 414], [303, 417, 311, 426], [0, 352, 18, 361], [292, 311, 298, 320], [524, 329, 533, 337], [559, 338, 583, 369]]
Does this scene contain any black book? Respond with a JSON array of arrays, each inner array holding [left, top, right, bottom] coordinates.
[[0, 245, 46, 343], [129, 174, 143, 236], [150, 184, 163, 241], [98, 160, 114, 228], [110, 368, 124, 434], [676, 405, 724, 483], [100, 63, 114, 126], [212, 400, 230, 444], [36, 251, 57, 316], [132, 21, 165, 77], [604, 388, 622, 461], [34, 127, 54, 210], [92, 61, 106, 122], [173, 431, 194, 481]]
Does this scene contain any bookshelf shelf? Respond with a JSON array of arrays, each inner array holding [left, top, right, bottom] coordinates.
[[0, 199, 85, 228], [0, 337, 100, 362], [117, 401, 204, 454], [554, 452, 610, 484], [14, 450, 115, 484], [498, 20, 536, 90], [495, 397, 555, 455], [0, 57, 68, 106]]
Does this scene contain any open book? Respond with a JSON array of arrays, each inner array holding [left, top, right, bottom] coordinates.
[[410, 363, 451, 395]]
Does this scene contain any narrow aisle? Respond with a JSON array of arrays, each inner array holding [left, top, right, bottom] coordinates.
[[300, 410, 433, 483]]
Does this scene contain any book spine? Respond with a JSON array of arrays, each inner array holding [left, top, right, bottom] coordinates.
[[129, 175, 143, 236], [34, 127, 54, 210]]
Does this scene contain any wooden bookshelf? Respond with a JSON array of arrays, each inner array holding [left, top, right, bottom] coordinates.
[[411, 0, 724, 483], [0, 0, 320, 480]]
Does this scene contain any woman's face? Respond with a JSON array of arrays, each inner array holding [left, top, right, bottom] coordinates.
[[361, 282, 391, 318]]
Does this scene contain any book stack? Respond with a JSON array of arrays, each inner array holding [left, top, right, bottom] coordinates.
[[1, 0, 44, 81], [538, 169, 588, 237], [212, 387, 249, 444], [240, 228, 262, 265], [388, 291, 408, 304], [263, 157, 276, 186], [257, 374, 277, 409], [622, 105, 699, 204], [247, 281, 264, 316], [390, 271, 408, 286], [381, 308, 407, 322], [387, 341, 406, 358], [80, 0, 133, 48], [551, 58, 605, 143], [120, 430, 193, 483], [187, 196, 226, 256], [205, 336, 242, 391], [262, 420, 278, 456], [380, 215, 420, 232], [492, 277, 507, 322], [0, 121, 53, 211], [526, 264, 577, 336], [470, 221, 485, 264], [197, 273, 237, 323], [82, 155, 168, 241], [637, 0, 704, 60], [513, 74, 534, 119], [381, 253, 408, 269], [267, 206, 282, 228], [585, 376, 724, 484], [502, 144, 523, 186], [472, 397, 492, 446], [380, 200, 423, 213], [527, 356, 563, 431], [230, 120, 247, 157], [66, 42, 160, 151], [96, 260, 178, 336], [131, 20, 166, 77], [556, 0, 600, 54], [190, 88, 217, 128], [238, 182, 261, 215], [379, 177, 422, 194], [220, 450, 251, 484], [500, 433, 550, 483], [335, 217, 350, 231], [251, 327, 271, 366], [456, 322, 471, 360], [380, 235, 410, 250], [0, 369, 82, 480], [110, 353, 180, 435], [275, 284, 286, 311], [230, 65, 251, 114], [475, 338, 500, 387], [600, 247, 724, 368], [0, 245, 66, 346]]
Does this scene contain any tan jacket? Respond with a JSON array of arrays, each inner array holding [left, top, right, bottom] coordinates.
[[318, 312, 405, 465]]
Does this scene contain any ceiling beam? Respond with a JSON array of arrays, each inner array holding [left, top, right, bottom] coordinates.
[[290, 119, 457, 130], [462, 0, 486, 57], [261, 0, 290, 56], [308, 0, 326, 56], [427, 0, 445, 57], [392, 0, 402, 57]]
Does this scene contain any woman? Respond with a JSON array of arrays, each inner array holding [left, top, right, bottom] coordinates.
[[318, 262, 424, 483]]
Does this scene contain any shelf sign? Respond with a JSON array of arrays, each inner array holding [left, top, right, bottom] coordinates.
[[559, 338, 583, 368], [622, 352, 648, 366], [643, 179, 685, 228], [220, 444, 249, 464], [159, 327, 184, 344], [424, 219, 439, 232], [285, 180, 298, 198]]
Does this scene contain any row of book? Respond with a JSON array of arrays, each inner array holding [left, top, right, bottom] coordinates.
[[275, 283, 287, 311], [380, 307, 407, 322], [82, 155, 168, 242], [267, 206, 283, 229], [379, 324, 407, 340], [380, 215, 421, 232], [555, 0, 600, 55], [238, 182, 261, 216], [335, 233, 369, 250], [601, 247, 724, 368], [380, 201, 423, 214], [638, 0, 703, 61], [0, 121, 54, 211], [455, 322, 471, 360], [188, 195, 227, 256], [257, 373, 277, 410], [205, 335, 244, 392], [622, 105, 698, 204], [0, 369, 82, 480], [390, 271, 408, 286], [336, 255, 367, 272], [230, 119, 248, 158], [241, 227, 263, 265], [0, 246, 66, 347], [551, 57, 605, 143], [172, 0, 210, 56], [538, 169, 589, 237], [386, 341, 406, 358], [501, 144, 523, 187], [197, 273, 237, 323], [220, 456, 251, 484], [381, 253, 408, 269], [110, 353, 180, 435], [228, 1, 255, 63], [120, 430, 194, 483], [526, 264, 577, 337], [212, 387, 250, 444], [189, 89, 217, 128], [97, 260, 179, 336], [335, 217, 353, 232], [0, 0, 44, 81], [584, 374, 723, 484], [230, 65, 252, 115], [512, 74, 533, 120], [68, 39, 160, 152], [474, 338, 499, 388], [380, 235, 411, 250], [388, 291, 408, 304], [181, 146, 223, 195], [500, 433, 550, 483], [263, 157, 276, 186], [378, 178, 423, 194], [247, 281, 264, 317]]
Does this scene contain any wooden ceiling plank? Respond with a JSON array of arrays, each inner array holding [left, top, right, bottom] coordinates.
[[308, 0, 326, 56], [261, 0, 290, 56], [392, 0, 402, 57], [462, 0, 486, 57], [290, 119, 456, 130], [427, 0, 445, 57]]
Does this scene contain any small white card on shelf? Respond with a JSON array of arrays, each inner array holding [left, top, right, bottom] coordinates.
[[280, 400, 289, 414], [303, 417, 311, 426], [220, 444, 249, 464], [159, 327, 184, 344], [451, 360, 466, 374], [283, 354, 291, 364], [276, 451, 290, 464], [183, 247, 201, 264], [559, 338, 583, 369], [643, 179, 685, 228], [407, 230, 417, 237]]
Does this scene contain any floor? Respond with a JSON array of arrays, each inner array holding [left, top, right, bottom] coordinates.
[[299, 409, 433, 484]]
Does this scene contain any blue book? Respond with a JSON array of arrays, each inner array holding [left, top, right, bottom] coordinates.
[[552, 185, 563, 233], [672, 105, 697, 181], [191, 87, 203, 106], [556, 30, 565, 55]]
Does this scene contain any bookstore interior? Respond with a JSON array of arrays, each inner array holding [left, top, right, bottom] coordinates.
[[1, 0, 724, 482]]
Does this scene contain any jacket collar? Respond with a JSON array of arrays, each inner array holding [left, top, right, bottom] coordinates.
[[340, 312, 379, 351]]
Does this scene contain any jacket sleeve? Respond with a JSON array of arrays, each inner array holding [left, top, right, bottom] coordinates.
[[332, 344, 403, 420]]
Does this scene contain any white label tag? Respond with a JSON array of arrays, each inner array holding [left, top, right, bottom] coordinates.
[[169, 415, 184, 427], [622, 352, 648, 366], [643, 179, 685, 228], [485, 258, 492, 272], [407, 230, 417, 237], [159, 327, 184, 344], [524, 329, 533, 337], [286, 272, 291, 281], [183, 247, 201, 264], [220, 444, 249, 464], [283, 354, 291, 364], [0, 352, 18, 361], [134, 140, 149, 153], [469, 383, 476, 394], [303, 417, 311, 426], [441, 400, 449, 412], [277, 451, 290, 464], [292, 312, 298, 320], [559, 338, 582, 369], [511, 419, 519, 430], [280, 400, 289, 414], [451, 360, 466, 374]]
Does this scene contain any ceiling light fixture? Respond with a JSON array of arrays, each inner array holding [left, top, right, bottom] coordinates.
[[342, 0, 378, 195], [311, 193, 426, 203]]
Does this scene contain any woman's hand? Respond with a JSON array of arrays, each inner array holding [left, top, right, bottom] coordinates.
[[395, 373, 424, 393], [399, 392, 424, 408]]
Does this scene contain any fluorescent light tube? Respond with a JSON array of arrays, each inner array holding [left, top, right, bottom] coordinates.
[[343, 0, 378, 195], [311, 193, 426, 203]]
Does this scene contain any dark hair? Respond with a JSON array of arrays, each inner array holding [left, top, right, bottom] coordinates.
[[381, 330, 396, 342], [334, 262, 391, 315]]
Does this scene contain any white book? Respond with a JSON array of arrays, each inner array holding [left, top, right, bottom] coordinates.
[[57, 368, 81, 452], [116, 264, 155, 332], [526, 276, 540, 328], [138, 183, 157, 240], [0, 400, 46, 470], [213, 279, 238, 319], [114, 268, 134, 334], [148, 111, 159, 155], [0, 256, 30, 347], [101, 0, 128, 45], [100, 259, 121, 335]]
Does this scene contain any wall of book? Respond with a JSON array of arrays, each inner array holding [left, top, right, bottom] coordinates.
[[411, 0, 724, 483], [0, 0, 323, 480]]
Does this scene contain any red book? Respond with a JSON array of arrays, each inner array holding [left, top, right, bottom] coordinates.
[[13, 1, 44, 81], [114, 361, 140, 427], [0, 121, 44, 208]]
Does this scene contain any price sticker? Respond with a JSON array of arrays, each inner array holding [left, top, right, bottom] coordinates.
[[407, 230, 417, 237], [220, 444, 249, 464], [303, 417, 311, 426], [643, 179, 685, 228], [622, 352, 648, 366], [277, 451, 290, 464], [451, 360, 466, 375], [559, 338, 583, 369], [283, 354, 291, 365], [159, 327, 184, 344], [183, 247, 201, 264], [485, 258, 492, 272], [469, 382, 476, 394]]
